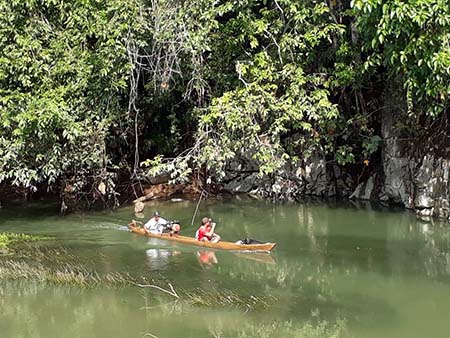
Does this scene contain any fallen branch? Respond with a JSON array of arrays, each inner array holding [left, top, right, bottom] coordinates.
[[135, 282, 179, 299], [143, 333, 158, 338]]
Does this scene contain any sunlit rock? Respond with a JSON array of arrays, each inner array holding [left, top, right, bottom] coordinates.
[[134, 201, 145, 213]]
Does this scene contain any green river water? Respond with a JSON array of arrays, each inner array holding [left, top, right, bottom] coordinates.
[[1, 197, 450, 338]]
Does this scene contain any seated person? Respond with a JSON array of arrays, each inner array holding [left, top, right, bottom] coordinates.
[[144, 211, 168, 234], [162, 220, 181, 236], [195, 217, 221, 243]]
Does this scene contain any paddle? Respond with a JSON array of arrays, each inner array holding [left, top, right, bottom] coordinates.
[[191, 190, 205, 227]]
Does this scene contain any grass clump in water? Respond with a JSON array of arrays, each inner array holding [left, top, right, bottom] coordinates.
[[0, 235, 114, 287], [0, 242, 133, 288], [234, 318, 350, 338], [0, 232, 46, 253], [182, 287, 277, 310], [0, 260, 132, 287]]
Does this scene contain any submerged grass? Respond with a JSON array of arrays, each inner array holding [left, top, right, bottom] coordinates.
[[0, 234, 131, 288], [0, 241, 133, 288], [0, 244, 275, 311], [141, 318, 350, 338], [0, 234, 293, 313], [232, 318, 350, 338], [182, 287, 277, 310], [0, 260, 131, 287], [0, 232, 45, 251]]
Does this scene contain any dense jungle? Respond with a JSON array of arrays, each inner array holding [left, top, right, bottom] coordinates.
[[0, 0, 449, 218]]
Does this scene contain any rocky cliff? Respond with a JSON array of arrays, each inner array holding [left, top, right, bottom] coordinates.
[[221, 95, 449, 222]]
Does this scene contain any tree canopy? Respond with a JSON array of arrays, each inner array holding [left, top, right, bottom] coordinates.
[[0, 0, 448, 207]]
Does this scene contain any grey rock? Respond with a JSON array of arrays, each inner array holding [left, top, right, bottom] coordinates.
[[350, 176, 375, 200], [414, 194, 435, 209], [223, 173, 260, 193], [417, 208, 432, 217]]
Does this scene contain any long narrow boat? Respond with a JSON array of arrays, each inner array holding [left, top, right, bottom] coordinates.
[[128, 224, 276, 253]]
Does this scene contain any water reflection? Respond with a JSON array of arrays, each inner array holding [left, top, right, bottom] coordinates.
[[196, 250, 218, 267], [280, 201, 450, 282], [145, 248, 181, 270], [233, 252, 276, 265]]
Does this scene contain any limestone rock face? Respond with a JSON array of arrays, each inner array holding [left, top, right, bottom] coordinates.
[[219, 147, 449, 221], [222, 155, 353, 202], [350, 176, 375, 200], [223, 173, 264, 194], [383, 157, 414, 208], [374, 83, 449, 221], [379, 86, 415, 209], [413, 156, 450, 220], [379, 102, 449, 220]]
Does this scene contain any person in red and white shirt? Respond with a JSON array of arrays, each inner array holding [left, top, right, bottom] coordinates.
[[195, 217, 221, 243]]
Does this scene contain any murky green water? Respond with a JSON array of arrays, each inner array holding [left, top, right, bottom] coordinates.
[[1, 198, 450, 338]]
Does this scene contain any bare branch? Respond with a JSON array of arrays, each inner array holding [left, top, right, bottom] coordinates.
[[143, 333, 158, 338], [135, 282, 180, 299]]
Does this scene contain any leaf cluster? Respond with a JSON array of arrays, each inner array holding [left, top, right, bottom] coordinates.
[[353, 0, 450, 116], [0, 0, 141, 199]]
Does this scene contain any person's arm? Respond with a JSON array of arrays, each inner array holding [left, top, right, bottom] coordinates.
[[205, 222, 216, 237], [143, 222, 149, 233]]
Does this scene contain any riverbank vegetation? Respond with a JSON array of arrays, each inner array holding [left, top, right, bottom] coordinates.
[[0, 232, 44, 252], [0, 0, 448, 210]]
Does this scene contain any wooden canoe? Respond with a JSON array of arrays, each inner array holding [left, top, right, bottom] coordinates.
[[128, 224, 276, 253]]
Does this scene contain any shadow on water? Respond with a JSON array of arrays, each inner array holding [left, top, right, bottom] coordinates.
[[0, 201, 60, 220]]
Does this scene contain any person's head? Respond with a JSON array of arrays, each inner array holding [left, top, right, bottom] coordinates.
[[172, 223, 181, 233], [153, 211, 160, 219], [201, 217, 209, 225]]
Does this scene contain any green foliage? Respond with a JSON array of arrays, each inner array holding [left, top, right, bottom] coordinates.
[[362, 135, 382, 157], [198, 60, 340, 176], [353, 0, 450, 116], [335, 145, 355, 166], [144, 0, 346, 179], [1, 0, 447, 204], [0, 0, 141, 201]]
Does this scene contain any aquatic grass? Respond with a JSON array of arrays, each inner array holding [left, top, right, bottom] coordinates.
[[0, 241, 280, 310], [0, 232, 46, 251], [0, 260, 133, 287], [141, 318, 350, 338], [0, 240, 282, 312], [181, 288, 277, 310], [0, 239, 134, 287], [233, 318, 350, 338], [11, 244, 82, 264], [0, 258, 277, 310]]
